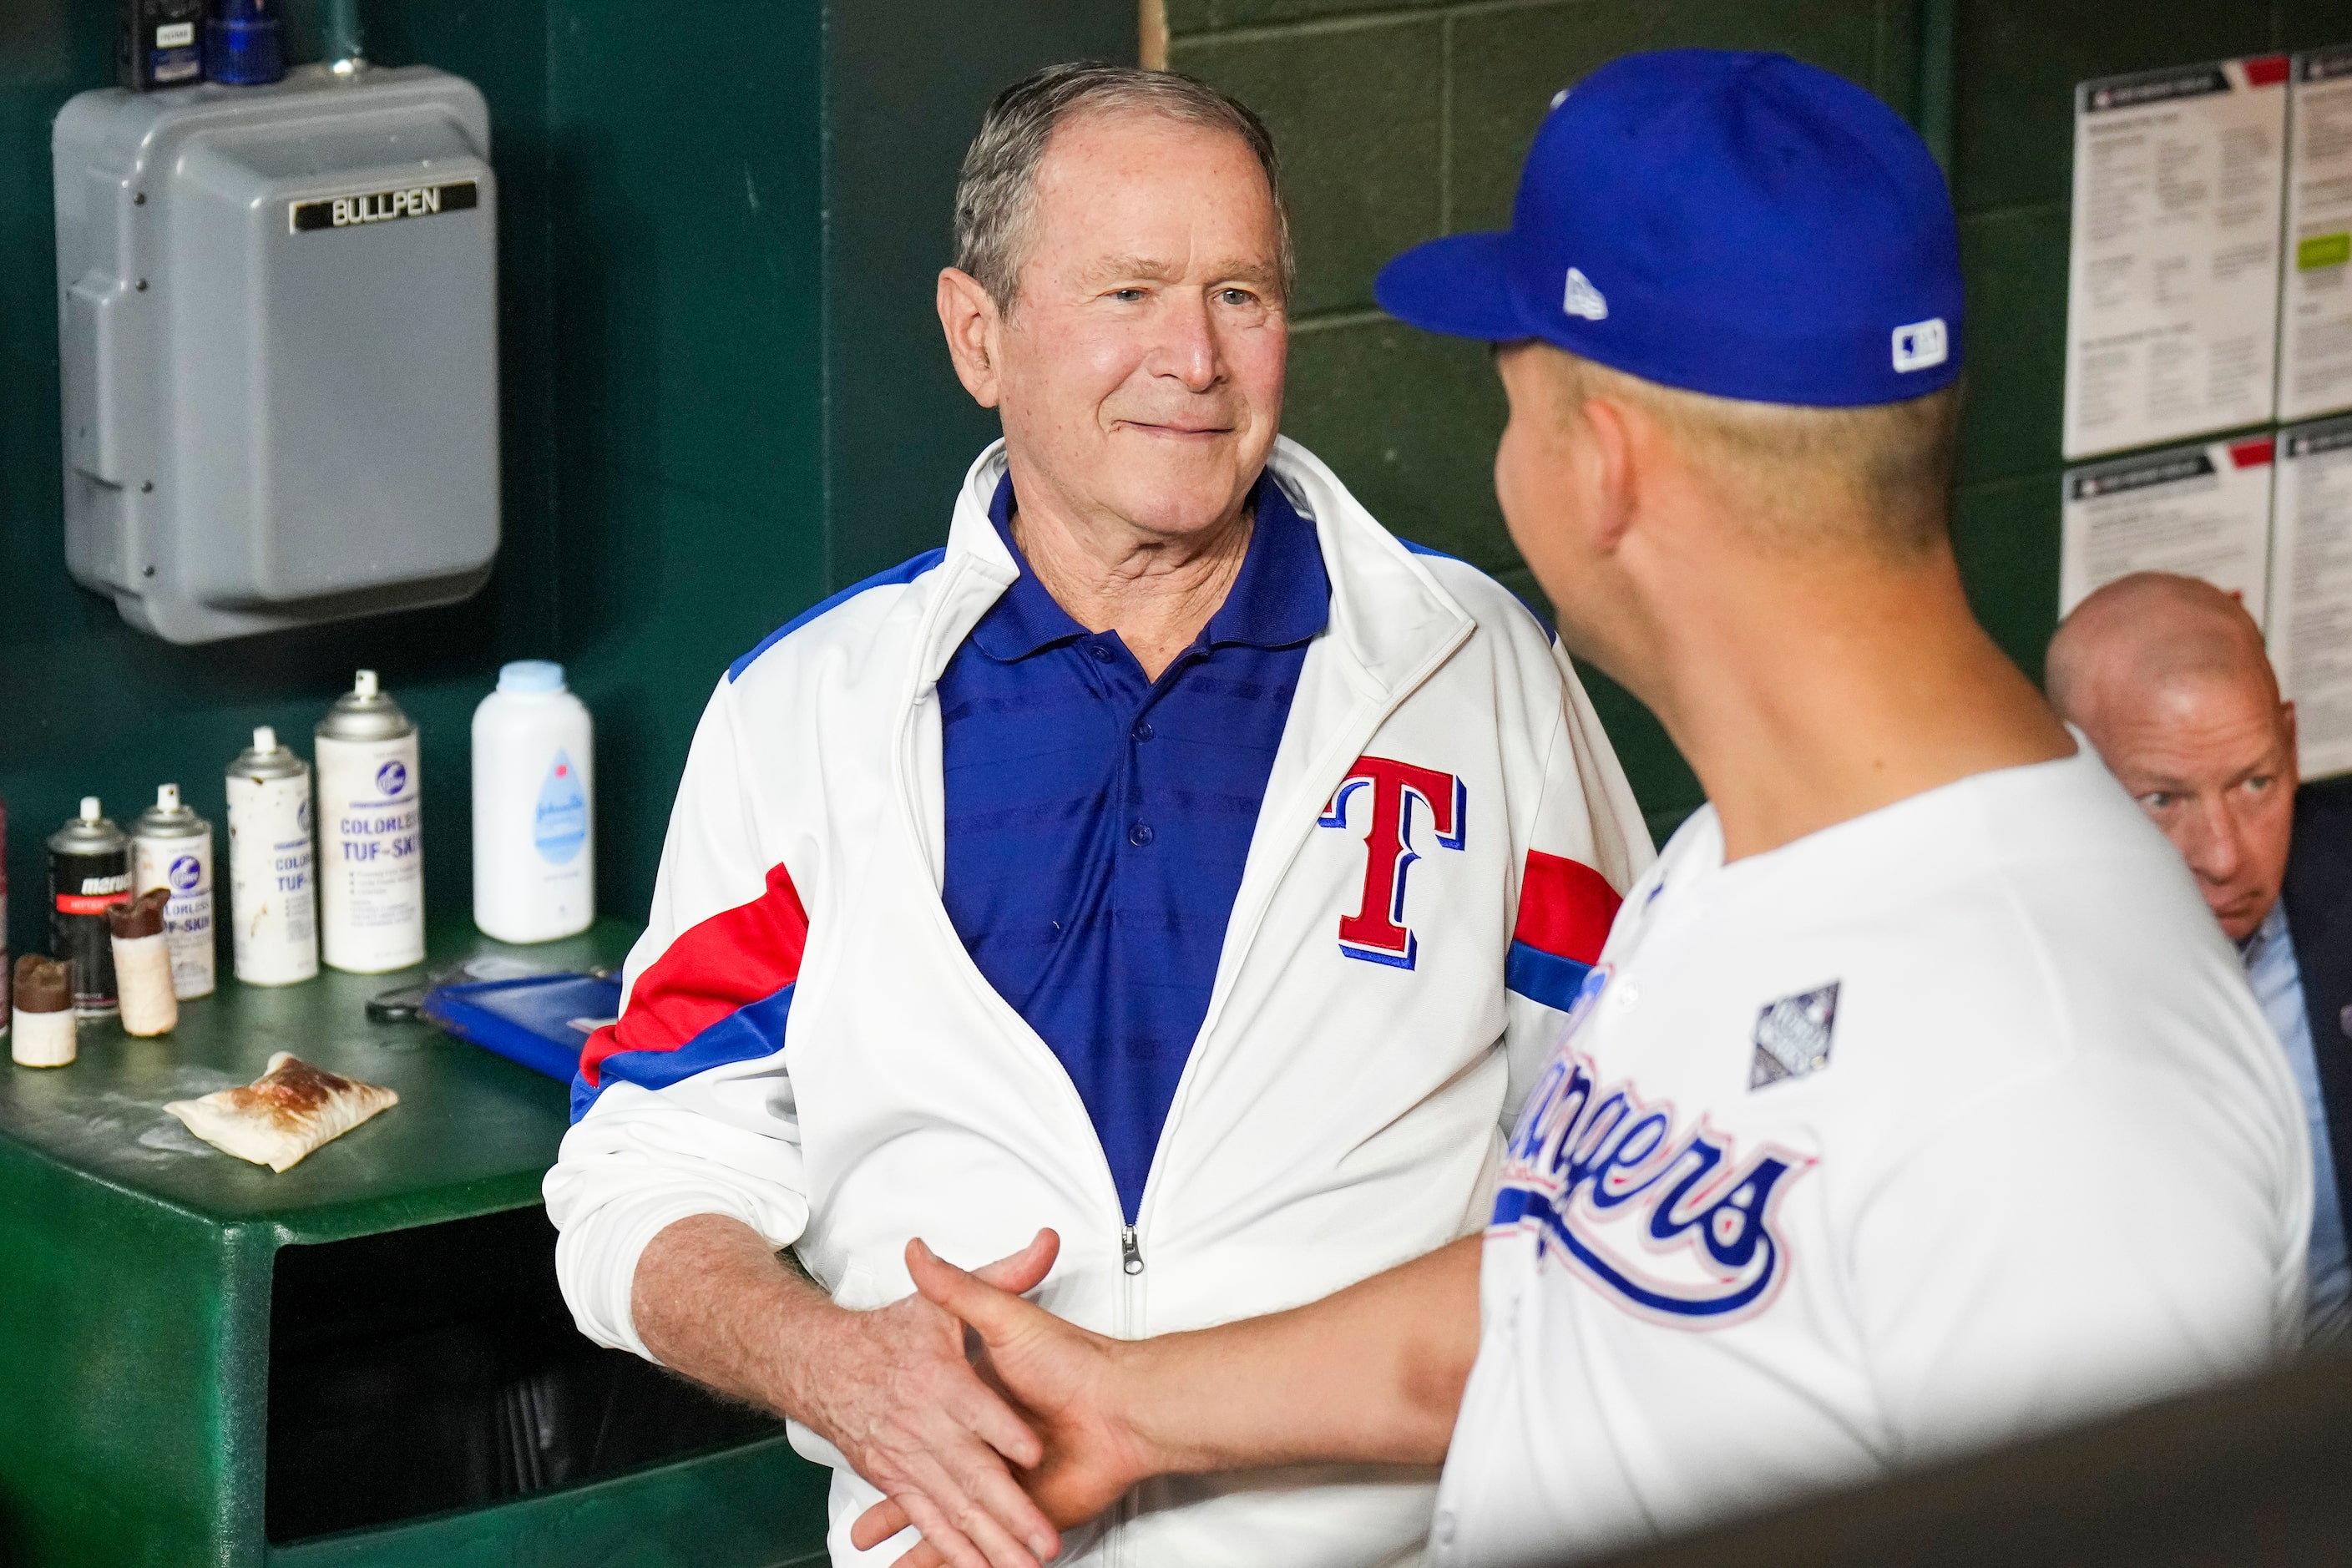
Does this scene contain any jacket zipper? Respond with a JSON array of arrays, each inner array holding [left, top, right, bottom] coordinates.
[[1116, 1224, 1146, 1562]]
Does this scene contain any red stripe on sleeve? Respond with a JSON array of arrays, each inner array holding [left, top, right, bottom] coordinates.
[[580, 862, 810, 1088], [1512, 849, 1621, 968]]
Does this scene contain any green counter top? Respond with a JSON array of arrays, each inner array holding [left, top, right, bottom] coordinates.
[[0, 915, 827, 1568], [0, 917, 633, 1242]]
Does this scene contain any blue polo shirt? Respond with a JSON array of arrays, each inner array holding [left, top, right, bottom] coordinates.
[[938, 473, 1328, 1222]]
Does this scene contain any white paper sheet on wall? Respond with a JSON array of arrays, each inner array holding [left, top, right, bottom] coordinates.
[[2059, 435, 2279, 623], [2280, 47, 2352, 423], [2062, 57, 2290, 460], [2270, 416, 2352, 779]]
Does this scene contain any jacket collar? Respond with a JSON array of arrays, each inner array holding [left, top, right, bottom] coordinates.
[[920, 437, 1473, 694], [965, 470, 1328, 664]]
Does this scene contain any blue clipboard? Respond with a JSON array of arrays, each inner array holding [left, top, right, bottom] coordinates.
[[421, 972, 622, 1081]]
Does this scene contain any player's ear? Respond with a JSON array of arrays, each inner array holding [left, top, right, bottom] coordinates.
[[937, 267, 1004, 408]]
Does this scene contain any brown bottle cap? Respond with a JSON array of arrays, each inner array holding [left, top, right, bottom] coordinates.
[[13, 954, 70, 1014], [108, 887, 169, 940]]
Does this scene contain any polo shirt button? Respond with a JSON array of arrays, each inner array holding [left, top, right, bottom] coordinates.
[[1128, 822, 1156, 847], [1131, 719, 1155, 741], [1087, 642, 1114, 663]]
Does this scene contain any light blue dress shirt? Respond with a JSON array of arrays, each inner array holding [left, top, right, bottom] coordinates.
[[2245, 901, 2352, 1343]]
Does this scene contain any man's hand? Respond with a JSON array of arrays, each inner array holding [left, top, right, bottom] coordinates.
[[851, 1237, 1161, 1565], [852, 1234, 1484, 1566], [631, 1216, 1065, 1568]]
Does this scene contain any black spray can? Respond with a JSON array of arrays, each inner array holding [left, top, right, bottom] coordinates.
[[48, 797, 132, 1017], [118, 0, 205, 90]]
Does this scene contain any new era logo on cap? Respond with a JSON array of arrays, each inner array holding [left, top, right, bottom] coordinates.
[[1562, 267, 1608, 321], [1891, 316, 1948, 373]]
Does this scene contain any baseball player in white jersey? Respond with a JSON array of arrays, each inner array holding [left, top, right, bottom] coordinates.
[[851, 48, 2311, 1568]]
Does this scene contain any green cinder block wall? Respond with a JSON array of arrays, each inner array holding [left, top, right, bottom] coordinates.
[[1170, 0, 2352, 842]]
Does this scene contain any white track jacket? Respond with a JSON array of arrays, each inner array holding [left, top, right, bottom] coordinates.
[[544, 438, 1654, 1565]]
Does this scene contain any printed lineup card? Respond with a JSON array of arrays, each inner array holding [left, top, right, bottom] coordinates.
[[2271, 416, 2352, 778], [2059, 435, 2278, 622], [2063, 57, 2289, 460], [2282, 47, 2352, 422]]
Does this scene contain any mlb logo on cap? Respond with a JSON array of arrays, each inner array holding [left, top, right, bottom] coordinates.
[[1892, 317, 1948, 374], [1375, 49, 1965, 408]]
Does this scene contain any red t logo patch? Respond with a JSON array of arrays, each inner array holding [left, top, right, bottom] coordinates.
[[1318, 755, 1466, 969]]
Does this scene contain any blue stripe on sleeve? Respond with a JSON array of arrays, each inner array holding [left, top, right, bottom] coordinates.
[[1505, 939, 1594, 1013], [570, 983, 797, 1120], [728, 550, 948, 683]]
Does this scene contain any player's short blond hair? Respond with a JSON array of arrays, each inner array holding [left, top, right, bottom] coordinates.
[[1550, 351, 1963, 560]]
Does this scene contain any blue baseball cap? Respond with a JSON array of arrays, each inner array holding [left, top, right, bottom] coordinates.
[[1375, 49, 1963, 407]]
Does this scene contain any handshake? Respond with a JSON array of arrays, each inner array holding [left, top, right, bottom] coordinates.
[[801, 1228, 1481, 1568], [847, 1231, 1151, 1568]]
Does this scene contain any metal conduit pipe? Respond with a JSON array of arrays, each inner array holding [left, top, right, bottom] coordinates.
[[1916, 0, 1957, 173], [324, 0, 365, 75]]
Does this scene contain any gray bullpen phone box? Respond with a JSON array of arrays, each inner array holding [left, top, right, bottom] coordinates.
[[53, 66, 498, 645]]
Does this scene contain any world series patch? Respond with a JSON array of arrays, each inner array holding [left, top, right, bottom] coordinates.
[[1750, 982, 1839, 1089]]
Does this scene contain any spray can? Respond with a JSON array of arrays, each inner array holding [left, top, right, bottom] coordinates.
[[48, 799, 131, 1018], [119, 0, 205, 89], [473, 661, 596, 943], [316, 670, 424, 973], [227, 727, 318, 986], [132, 784, 217, 1000]]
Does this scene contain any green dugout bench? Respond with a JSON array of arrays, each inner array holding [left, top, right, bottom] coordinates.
[[0, 919, 829, 1568]]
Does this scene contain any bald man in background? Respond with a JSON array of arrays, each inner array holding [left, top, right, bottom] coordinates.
[[2051, 572, 2352, 1343]]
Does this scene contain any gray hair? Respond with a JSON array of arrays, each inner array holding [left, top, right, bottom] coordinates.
[[953, 61, 1294, 311]]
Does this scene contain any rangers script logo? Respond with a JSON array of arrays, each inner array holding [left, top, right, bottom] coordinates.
[[1493, 1036, 1812, 1327]]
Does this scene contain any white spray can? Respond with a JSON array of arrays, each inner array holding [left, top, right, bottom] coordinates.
[[226, 728, 318, 985], [316, 670, 425, 973], [132, 784, 217, 1000], [473, 661, 595, 943]]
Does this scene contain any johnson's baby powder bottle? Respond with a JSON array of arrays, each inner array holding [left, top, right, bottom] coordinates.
[[472, 661, 594, 943]]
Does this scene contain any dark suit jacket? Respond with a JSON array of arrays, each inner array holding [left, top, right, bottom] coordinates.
[[2284, 773, 2352, 1230]]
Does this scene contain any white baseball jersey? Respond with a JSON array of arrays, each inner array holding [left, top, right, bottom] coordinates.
[[1433, 746, 2309, 1566], [544, 438, 1653, 1565]]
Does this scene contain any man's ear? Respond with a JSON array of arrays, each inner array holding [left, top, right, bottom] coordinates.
[[1577, 392, 1638, 554], [2282, 700, 2300, 781], [937, 267, 1003, 408]]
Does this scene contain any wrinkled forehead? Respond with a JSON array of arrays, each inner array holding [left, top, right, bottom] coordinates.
[[1024, 109, 1282, 266]]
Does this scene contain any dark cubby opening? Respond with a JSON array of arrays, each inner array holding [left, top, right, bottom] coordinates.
[[266, 1205, 779, 1543]]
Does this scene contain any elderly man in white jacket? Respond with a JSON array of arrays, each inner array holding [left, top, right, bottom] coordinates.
[[544, 62, 1649, 1568]]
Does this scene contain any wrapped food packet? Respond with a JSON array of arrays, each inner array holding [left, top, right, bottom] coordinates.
[[109, 887, 177, 1038], [165, 1053, 397, 1171], [12, 954, 75, 1068]]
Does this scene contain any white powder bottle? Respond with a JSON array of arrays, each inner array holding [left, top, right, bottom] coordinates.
[[472, 661, 594, 943]]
